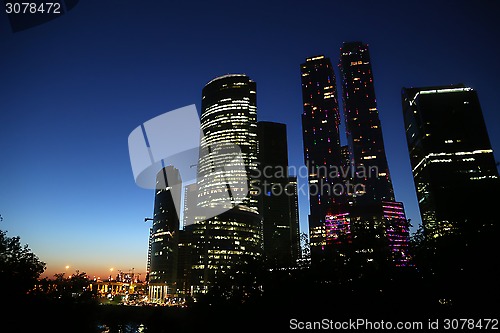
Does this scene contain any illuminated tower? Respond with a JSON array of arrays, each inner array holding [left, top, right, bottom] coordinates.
[[196, 74, 259, 212], [148, 166, 181, 302], [402, 84, 499, 237], [337, 42, 410, 269], [191, 74, 262, 294], [299, 45, 411, 274], [300, 55, 346, 263], [339, 42, 394, 203]]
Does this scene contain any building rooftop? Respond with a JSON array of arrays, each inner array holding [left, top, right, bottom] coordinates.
[[205, 74, 249, 86]]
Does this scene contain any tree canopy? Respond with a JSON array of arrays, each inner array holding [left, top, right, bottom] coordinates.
[[0, 216, 46, 298]]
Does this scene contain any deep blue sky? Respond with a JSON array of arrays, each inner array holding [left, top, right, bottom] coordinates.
[[1, 0, 499, 278]]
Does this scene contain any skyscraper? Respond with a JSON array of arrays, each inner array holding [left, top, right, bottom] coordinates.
[[322, 199, 410, 272], [300, 43, 410, 273], [257, 121, 300, 268], [382, 201, 410, 267], [196, 74, 259, 212], [300, 55, 346, 262], [339, 42, 394, 203], [402, 84, 499, 237], [182, 183, 198, 229], [190, 74, 262, 294], [148, 166, 181, 302], [402, 84, 499, 304], [337, 42, 410, 268], [176, 227, 193, 297], [176, 183, 198, 296]]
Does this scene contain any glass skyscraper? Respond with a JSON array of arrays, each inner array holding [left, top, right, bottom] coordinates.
[[148, 166, 181, 302], [339, 42, 394, 203], [190, 74, 262, 294], [257, 121, 300, 269], [300, 44, 410, 272], [196, 74, 259, 212], [402, 84, 499, 237], [300, 55, 346, 262], [338, 42, 409, 267]]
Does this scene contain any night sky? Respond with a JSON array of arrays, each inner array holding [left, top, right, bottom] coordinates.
[[1, 0, 499, 279]]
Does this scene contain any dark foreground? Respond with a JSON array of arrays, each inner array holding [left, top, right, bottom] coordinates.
[[4, 294, 498, 333]]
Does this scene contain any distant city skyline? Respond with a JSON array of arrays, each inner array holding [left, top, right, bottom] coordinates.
[[1, 1, 499, 279]]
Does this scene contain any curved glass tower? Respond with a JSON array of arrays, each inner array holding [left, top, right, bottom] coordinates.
[[148, 166, 181, 302], [196, 74, 259, 211], [191, 74, 262, 294]]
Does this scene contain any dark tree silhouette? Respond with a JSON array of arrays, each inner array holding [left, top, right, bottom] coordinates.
[[42, 270, 96, 303], [408, 218, 500, 315], [0, 218, 46, 298], [198, 256, 264, 307]]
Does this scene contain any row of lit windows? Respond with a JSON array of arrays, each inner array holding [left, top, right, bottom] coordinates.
[[202, 113, 256, 125], [152, 230, 173, 238], [202, 107, 255, 119], [200, 134, 258, 145], [410, 87, 473, 105], [191, 220, 260, 229], [412, 149, 493, 173], [203, 100, 250, 113], [203, 100, 255, 110]]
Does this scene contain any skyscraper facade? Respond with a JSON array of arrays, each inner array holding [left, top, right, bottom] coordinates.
[[339, 42, 394, 203], [337, 42, 409, 269], [182, 183, 198, 229], [176, 227, 193, 296], [257, 121, 300, 268], [300, 55, 346, 262], [300, 43, 410, 272], [190, 74, 262, 294], [196, 74, 259, 212], [402, 84, 499, 237], [382, 201, 410, 266], [323, 200, 410, 273], [148, 166, 182, 302]]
